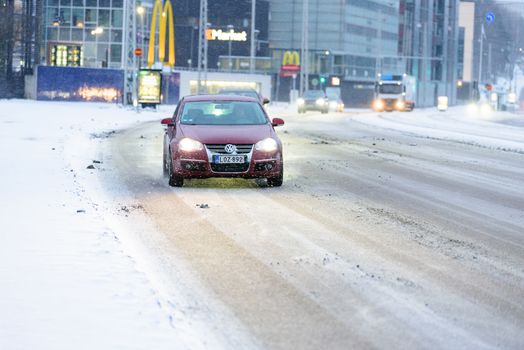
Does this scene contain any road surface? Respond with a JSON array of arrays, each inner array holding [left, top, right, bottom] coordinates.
[[97, 108, 524, 349]]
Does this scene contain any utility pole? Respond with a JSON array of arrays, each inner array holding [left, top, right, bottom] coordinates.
[[478, 24, 484, 86], [250, 0, 256, 74], [300, 0, 309, 96], [123, 0, 137, 107], [197, 0, 208, 94]]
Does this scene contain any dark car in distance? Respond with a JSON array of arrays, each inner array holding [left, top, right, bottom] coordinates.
[[297, 90, 329, 114], [161, 95, 284, 187], [218, 89, 270, 105]]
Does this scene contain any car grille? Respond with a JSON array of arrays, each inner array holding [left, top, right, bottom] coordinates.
[[211, 163, 250, 173], [206, 144, 253, 154]]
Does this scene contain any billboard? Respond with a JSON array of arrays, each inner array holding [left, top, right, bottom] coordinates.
[[37, 66, 123, 103], [138, 70, 162, 104]]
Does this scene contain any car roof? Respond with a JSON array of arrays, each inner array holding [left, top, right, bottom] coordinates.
[[183, 94, 260, 103]]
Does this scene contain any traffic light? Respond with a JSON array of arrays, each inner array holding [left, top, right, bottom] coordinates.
[[320, 76, 326, 84]]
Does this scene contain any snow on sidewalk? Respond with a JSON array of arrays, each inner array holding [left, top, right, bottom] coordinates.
[[0, 100, 218, 350]]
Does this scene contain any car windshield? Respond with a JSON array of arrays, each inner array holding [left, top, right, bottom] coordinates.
[[379, 84, 402, 94], [304, 90, 325, 99], [220, 90, 259, 99], [180, 101, 268, 125]]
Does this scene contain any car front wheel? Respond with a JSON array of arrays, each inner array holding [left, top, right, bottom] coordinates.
[[166, 151, 184, 187], [267, 169, 283, 187]]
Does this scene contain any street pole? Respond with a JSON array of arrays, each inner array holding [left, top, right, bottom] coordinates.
[[300, 0, 309, 96], [478, 24, 484, 88], [250, 0, 256, 74], [227, 24, 233, 72], [197, 0, 208, 94], [123, 0, 137, 108]]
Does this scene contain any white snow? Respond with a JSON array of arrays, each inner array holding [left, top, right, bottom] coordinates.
[[0, 100, 226, 350], [352, 106, 524, 153], [0, 99, 522, 349]]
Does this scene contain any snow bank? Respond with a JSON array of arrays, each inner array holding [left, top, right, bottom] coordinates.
[[352, 106, 524, 153], [0, 100, 218, 350]]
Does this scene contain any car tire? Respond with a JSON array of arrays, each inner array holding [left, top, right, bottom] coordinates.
[[166, 150, 184, 187], [163, 151, 169, 178], [267, 169, 283, 187]]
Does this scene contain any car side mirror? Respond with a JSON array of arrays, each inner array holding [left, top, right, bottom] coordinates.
[[161, 118, 174, 127], [263, 98, 270, 105], [272, 118, 285, 127]]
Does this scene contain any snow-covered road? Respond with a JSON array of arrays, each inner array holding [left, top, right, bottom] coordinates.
[[1, 100, 523, 349]]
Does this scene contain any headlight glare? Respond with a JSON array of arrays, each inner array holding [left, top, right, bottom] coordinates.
[[373, 99, 384, 110], [316, 98, 325, 106], [178, 138, 204, 152], [255, 138, 278, 152], [297, 98, 305, 106]]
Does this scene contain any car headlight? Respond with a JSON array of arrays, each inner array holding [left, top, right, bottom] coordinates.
[[373, 99, 384, 110], [178, 138, 204, 152], [297, 98, 305, 106], [255, 138, 278, 153], [329, 101, 338, 108], [396, 101, 405, 110], [479, 103, 492, 117], [466, 103, 479, 116], [316, 98, 326, 106]]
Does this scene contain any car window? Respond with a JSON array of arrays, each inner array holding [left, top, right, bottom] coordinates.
[[180, 101, 268, 125]]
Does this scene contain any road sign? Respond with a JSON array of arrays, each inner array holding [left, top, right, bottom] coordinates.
[[134, 48, 143, 57], [485, 12, 495, 23]]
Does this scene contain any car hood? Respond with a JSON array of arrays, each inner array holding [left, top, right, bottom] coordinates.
[[179, 124, 273, 144]]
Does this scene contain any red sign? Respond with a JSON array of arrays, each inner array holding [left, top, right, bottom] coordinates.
[[134, 48, 143, 57], [280, 64, 300, 77]]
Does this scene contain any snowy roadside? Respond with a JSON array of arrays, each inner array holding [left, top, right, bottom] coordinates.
[[0, 100, 231, 350], [351, 106, 524, 153]]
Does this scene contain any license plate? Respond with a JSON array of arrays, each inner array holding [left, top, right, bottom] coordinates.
[[213, 155, 246, 164]]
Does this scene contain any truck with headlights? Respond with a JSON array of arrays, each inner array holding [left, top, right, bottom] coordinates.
[[373, 74, 416, 112]]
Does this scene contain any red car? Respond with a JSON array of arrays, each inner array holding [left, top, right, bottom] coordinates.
[[161, 95, 285, 187]]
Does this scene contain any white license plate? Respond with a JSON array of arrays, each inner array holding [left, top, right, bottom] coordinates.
[[213, 155, 246, 164]]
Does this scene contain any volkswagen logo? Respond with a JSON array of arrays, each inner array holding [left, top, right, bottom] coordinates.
[[224, 144, 237, 154]]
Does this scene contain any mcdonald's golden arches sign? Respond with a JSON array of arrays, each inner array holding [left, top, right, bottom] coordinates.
[[148, 0, 176, 68], [280, 51, 300, 77]]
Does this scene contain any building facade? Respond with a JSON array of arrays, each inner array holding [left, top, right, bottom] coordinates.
[[269, 0, 460, 107], [39, 0, 269, 70], [269, 0, 401, 81]]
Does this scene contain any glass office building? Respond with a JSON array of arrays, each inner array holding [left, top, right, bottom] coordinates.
[[42, 0, 126, 69], [269, 0, 401, 80]]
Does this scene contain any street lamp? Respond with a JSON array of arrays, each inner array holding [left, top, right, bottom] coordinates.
[[227, 24, 234, 71], [136, 5, 146, 68]]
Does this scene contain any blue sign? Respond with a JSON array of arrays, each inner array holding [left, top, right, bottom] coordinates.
[[485, 12, 495, 23], [37, 66, 124, 103]]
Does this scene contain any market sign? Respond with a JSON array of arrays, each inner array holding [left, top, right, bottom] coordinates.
[[206, 29, 248, 42], [138, 69, 162, 105]]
